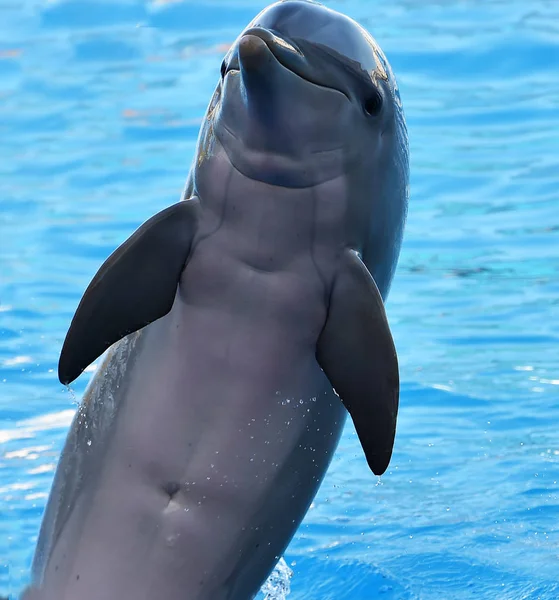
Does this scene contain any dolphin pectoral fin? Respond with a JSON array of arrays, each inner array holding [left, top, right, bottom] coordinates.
[[58, 198, 200, 385], [316, 249, 399, 476]]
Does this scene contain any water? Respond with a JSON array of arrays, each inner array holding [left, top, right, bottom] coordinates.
[[1, 0, 558, 597]]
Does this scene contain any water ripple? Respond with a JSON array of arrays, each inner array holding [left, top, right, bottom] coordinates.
[[1, 0, 559, 598]]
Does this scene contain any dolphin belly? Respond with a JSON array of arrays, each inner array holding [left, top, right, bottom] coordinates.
[[37, 248, 346, 600]]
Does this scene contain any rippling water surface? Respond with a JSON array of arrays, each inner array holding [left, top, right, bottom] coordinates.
[[1, 0, 559, 598]]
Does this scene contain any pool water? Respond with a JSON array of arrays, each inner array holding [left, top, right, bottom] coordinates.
[[1, 0, 559, 598]]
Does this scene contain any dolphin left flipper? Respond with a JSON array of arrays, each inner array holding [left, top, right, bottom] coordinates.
[[58, 198, 200, 385], [316, 249, 399, 476]]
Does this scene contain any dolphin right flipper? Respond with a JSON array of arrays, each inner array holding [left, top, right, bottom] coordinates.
[[58, 198, 200, 385], [316, 249, 399, 476]]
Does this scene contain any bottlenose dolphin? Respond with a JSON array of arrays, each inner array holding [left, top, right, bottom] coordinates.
[[24, 1, 408, 598]]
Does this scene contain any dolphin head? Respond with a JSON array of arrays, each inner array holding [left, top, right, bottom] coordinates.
[[191, 0, 408, 294], [193, 0, 407, 191]]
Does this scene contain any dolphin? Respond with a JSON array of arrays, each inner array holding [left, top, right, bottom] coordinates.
[[24, 1, 408, 598]]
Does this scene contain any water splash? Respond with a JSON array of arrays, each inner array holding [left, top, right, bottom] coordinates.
[[260, 557, 293, 600]]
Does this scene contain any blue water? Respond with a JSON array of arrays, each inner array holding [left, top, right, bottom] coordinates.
[[1, 0, 559, 597]]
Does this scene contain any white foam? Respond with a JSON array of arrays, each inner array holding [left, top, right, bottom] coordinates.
[[261, 557, 293, 600]]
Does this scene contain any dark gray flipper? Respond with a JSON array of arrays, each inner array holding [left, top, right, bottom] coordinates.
[[58, 199, 200, 385], [316, 249, 399, 476]]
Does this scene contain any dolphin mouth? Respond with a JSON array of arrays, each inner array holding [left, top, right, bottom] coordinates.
[[226, 27, 350, 100]]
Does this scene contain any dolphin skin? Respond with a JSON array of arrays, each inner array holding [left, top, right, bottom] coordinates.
[[23, 1, 409, 598]]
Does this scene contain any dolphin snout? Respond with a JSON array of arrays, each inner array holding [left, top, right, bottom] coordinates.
[[238, 34, 272, 72], [237, 27, 305, 80]]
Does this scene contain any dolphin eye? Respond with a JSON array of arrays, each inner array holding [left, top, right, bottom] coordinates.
[[363, 90, 383, 116], [220, 60, 227, 79]]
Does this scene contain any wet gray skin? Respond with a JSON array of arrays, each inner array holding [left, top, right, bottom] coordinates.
[[23, 1, 408, 599]]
